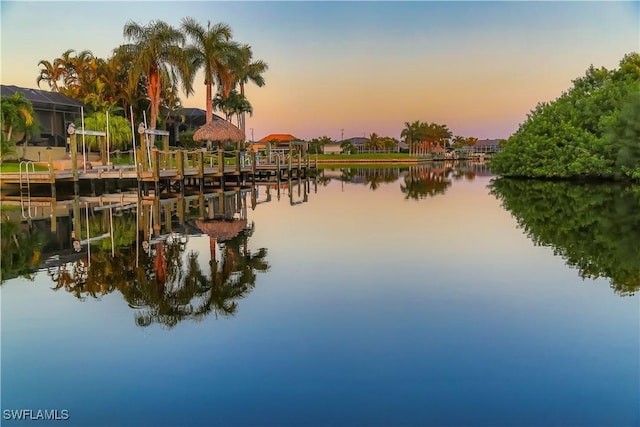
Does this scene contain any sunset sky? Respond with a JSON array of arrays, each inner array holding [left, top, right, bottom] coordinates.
[[1, 1, 638, 141]]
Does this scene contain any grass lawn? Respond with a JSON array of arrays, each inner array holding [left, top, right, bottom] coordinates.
[[0, 162, 49, 173], [0, 204, 21, 212], [315, 153, 430, 162]]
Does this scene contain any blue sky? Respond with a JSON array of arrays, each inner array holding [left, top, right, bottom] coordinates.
[[1, 1, 638, 140]]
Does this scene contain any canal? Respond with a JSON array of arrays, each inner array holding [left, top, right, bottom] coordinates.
[[1, 162, 638, 426]]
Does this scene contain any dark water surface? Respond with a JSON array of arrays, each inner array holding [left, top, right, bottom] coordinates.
[[2, 163, 639, 426]]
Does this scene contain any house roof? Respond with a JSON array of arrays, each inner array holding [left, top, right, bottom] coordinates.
[[1, 84, 84, 110], [344, 137, 369, 145], [476, 139, 501, 146], [176, 107, 206, 117], [258, 133, 300, 143]]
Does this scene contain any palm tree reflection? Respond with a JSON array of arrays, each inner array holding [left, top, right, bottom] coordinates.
[[401, 164, 452, 200], [47, 207, 269, 328]]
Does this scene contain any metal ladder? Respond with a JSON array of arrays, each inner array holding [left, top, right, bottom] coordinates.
[[19, 160, 35, 219]]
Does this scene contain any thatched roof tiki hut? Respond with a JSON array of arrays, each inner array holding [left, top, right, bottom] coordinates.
[[193, 117, 245, 151]]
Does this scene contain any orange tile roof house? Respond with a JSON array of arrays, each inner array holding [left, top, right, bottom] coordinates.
[[258, 134, 300, 143], [253, 133, 302, 150]]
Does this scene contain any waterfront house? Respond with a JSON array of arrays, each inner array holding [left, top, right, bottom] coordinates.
[[254, 133, 302, 151], [343, 137, 369, 152], [1, 84, 84, 160], [322, 143, 342, 155], [472, 139, 502, 153]]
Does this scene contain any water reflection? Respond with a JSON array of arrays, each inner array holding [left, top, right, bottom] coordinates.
[[0, 185, 283, 327], [490, 178, 640, 296], [0, 216, 49, 282], [321, 161, 491, 199]]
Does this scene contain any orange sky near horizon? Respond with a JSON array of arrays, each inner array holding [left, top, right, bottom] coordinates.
[[1, 1, 638, 141]]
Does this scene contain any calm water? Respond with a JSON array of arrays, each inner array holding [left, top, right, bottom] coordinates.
[[1, 163, 639, 427]]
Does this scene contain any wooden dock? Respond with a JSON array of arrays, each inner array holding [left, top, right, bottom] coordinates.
[[1, 146, 317, 197]]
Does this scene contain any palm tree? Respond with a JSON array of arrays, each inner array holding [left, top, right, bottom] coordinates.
[[213, 90, 252, 124], [367, 132, 382, 152], [401, 120, 422, 156], [36, 48, 76, 92], [36, 58, 63, 92], [230, 44, 268, 132], [181, 18, 234, 124], [1, 92, 35, 142], [122, 20, 195, 130], [1, 92, 38, 159]]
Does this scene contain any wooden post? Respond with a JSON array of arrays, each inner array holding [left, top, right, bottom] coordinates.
[[162, 134, 169, 170], [176, 150, 184, 181], [177, 196, 185, 225], [152, 149, 160, 196], [218, 147, 224, 174], [198, 151, 205, 193], [164, 203, 172, 232], [142, 134, 150, 172], [198, 193, 205, 219], [72, 196, 81, 243], [276, 155, 281, 182], [252, 149, 257, 185], [288, 143, 292, 177], [207, 197, 215, 219], [50, 197, 57, 232], [47, 148, 57, 200], [176, 150, 184, 193], [153, 196, 161, 237], [218, 190, 225, 218], [142, 205, 151, 241], [70, 134, 78, 182]]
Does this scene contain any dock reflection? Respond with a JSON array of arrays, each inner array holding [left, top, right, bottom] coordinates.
[[1, 177, 316, 327]]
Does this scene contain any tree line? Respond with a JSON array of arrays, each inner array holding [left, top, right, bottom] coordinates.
[[35, 18, 268, 139], [491, 52, 640, 180], [304, 123, 480, 155]]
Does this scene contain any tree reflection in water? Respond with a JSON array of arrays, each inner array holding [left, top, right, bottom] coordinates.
[[47, 209, 269, 328], [328, 162, 485, 199], [339, 167, 400, 190], [0, 216, 49, 283], [401, 164, 453, 200], [490, 178, 640, 296]]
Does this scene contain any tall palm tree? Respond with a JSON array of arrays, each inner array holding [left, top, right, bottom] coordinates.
[[181, 18, 234, 124], [231, 44, 268, 132], [122, 20, 195, 130], [401, 120, 422, 156]]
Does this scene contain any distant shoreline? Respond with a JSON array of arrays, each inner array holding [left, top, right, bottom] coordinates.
[[316, 158, 431, 165]]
